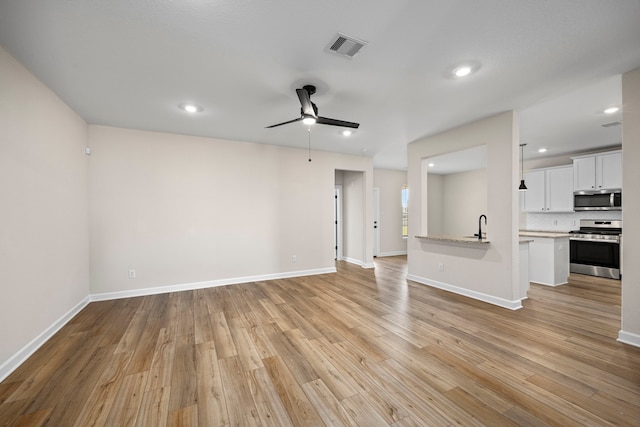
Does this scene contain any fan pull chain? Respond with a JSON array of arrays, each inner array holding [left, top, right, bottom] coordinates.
[[308, 126, 312, 162]]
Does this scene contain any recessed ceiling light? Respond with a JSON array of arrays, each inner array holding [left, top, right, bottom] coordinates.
[[604, 107, 620, 114], [342, 130, 352, 137], [179, 103, 203, 113], [449, 62, 481, 79], [538, 148, 547, 153], [453, 66, 472, 77], [428, 162, 435, 167]]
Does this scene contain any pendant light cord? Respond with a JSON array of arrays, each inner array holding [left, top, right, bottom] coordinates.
[[521, 144, 524, 180], [308, 126, 312, 162]]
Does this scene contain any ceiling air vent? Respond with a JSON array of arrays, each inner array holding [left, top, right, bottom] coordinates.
[[326, 33, 368, 58], [601, 121, 622, 128]]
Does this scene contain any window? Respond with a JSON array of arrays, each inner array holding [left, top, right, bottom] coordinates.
[[401, 185, 409, 237]]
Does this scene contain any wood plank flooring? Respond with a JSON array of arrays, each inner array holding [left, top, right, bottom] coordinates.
[[1, 256, 639, 426]]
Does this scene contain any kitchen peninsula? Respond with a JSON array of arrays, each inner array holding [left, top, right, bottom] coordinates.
[[520, 230, 571, 286]]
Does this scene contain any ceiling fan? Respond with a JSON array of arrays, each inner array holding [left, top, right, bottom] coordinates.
[[266, 85, 360, 129]]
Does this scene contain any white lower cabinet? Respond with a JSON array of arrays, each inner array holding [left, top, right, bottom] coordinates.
[[523, 166, 573, 212], [528, 237, 569, 286], [519, 241, 530, 300]]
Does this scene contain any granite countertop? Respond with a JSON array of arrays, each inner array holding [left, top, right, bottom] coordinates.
[[415, 234, 490, 245], [415, 232, 566, 244], [519, 230, 572, 238]]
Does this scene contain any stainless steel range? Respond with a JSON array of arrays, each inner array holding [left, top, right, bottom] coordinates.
[[569, 219, 622, 280]]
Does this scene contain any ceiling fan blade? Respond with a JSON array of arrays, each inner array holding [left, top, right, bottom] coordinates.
[[296, 88, 316, 117], [316, 116, 360, 129], [265, 117, 302, 128]]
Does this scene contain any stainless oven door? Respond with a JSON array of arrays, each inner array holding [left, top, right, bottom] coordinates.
[[570, 237, 620, 279]]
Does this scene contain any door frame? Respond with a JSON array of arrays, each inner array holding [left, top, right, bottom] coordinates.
[[373, 187, 380, 257], [334, 185, 343, 260]]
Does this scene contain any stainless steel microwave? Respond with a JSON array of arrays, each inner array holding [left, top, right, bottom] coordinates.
[[573, 190, 621, 211]]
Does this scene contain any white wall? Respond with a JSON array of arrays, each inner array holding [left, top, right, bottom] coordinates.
[[620, 68, 640, 346], [427, 174, 443, 234], [407, 111, 521, 309], [342, 171, 366, 264], [0, 45, 90, 376], [89, 126, 374, 295], [441, 169, 487, 236], [373, 169, 407, 256]]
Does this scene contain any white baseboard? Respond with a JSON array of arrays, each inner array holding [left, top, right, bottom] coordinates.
[[343, 257, 363, 267], [407, 274, 523, 310], [530, 280, 568, 287], [617, 330, 640, 348], [0, 296, 90, 383], [90, 267, 337, 301], [377, 251, 407, 257], [343, 257, 375, 269]]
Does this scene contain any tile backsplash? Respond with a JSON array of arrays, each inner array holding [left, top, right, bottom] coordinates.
[[523, 211, 622, 231]]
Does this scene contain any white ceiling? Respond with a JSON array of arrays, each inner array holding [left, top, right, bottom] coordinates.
[[426, 145, 487, 176], [1, 1, 639, 170]]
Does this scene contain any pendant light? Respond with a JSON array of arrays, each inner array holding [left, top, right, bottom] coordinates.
[[519, 143, 528, 191]]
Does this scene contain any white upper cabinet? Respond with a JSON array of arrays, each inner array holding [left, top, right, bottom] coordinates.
[[523, 170, 545, 212], [523, 166, 574, 212], [572, 150, 622, 191], [597, 152, 622, 189], [573, 157, 596, 191], [546, 167, 574, 211]]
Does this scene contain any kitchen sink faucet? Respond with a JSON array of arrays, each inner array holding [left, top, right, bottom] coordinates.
[[477, 214, 487, 240]]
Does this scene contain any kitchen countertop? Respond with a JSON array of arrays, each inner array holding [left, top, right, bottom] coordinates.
[[415, 232, 562, 244], [415, 234, 490, 245], [519, 230, 571, 238]]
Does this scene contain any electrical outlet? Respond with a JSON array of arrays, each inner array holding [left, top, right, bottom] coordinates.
[[553, 219, 558, 226], [128, 269, 136, 278], [438, 262, 444, 271], [292, 255, 297, 263]]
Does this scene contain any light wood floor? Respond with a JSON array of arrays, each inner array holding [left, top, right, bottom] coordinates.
[[1, 256, 639, 426]]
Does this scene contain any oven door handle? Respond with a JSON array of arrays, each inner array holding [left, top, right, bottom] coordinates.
[[569, 237, 620, 243]]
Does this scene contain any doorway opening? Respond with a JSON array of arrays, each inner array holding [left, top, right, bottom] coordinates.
[[334, 169, 366, 266]]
